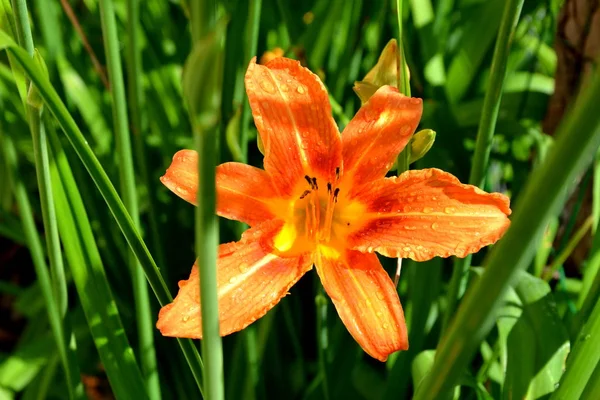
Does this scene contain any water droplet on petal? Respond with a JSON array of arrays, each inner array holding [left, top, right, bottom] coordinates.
[[423, 207, 434, 213], [280, 83, 289, 92], [182, 315, 190, 322], [229, 276, 238, 284], [431, 222, 439, 231], [239, 263, 249, 273], [376, 311, 383, 317], [260, 80, 276, 93], [297, 85, 305, 94], [382, 323, 389, 330], [444, 207, 456, 214]]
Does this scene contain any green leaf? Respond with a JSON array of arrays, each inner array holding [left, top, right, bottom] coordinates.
[[499, 271, 570, 399]]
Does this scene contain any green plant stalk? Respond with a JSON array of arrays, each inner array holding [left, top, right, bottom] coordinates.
[[126, 0, 167, 273], [443, 0, 524, 334], [48, 151, 150, 400], [581, 362, 600, 399], [316, 292, 330, 400], [413, 43, 600, 399], [552, 287, 600, 399], [239, 0, 262, 162], [189, 2, 224, 399], [8, 1, 81, 397], [98, 0, 159, 397], [0, 131, 83, 400], [0, 34, 205, 393], [544, 216, 593, 281], [395, 0, 411, 175], [12, 0, 69, 317]]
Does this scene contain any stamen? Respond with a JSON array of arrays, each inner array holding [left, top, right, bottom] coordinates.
[[320, 184, 338, 242], [299, 190, 311, 199], [335, 167, 340, 181], [311, 177, 318, 190], [304, 175, 312, 187]]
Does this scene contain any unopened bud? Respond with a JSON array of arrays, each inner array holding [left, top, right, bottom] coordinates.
[[409, 129, 436, 164], [353, 39, 409, 103]]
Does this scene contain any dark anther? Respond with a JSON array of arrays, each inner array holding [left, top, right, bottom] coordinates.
[[311, 177, 318, 190], [335, 167, 340, 181], [327, 182, 332, 194], [304, 175, 312, 186], [333, 188, 340, 202], [299, 190, 311, 199]]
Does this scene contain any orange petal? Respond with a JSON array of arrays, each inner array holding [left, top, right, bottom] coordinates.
[[161, 151, 280, 226], [245, 57, 342, 195], [341, 86, 422, 190], [160, 149, 198, 205], [157, 221, 312, 338], [347, 169, 511, 261], [314, 248, 408, 361], [216, 162, 280, 226]]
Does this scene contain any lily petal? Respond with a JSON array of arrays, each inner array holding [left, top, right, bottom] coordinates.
[[341, 86, 422, 191], [245, 57, 342, 195], [217, 162, 280, 226], [161, 151, 279, 226], [347, 169, 511, 261], [157, 221, 313, 338], [160, 149, 198, 205], [315, 248, 408, 361]]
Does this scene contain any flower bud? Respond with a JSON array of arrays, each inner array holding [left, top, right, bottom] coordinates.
[[353, 39, 408, 103]]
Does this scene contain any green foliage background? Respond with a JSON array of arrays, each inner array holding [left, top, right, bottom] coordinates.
[[1, 0, 600, 399]]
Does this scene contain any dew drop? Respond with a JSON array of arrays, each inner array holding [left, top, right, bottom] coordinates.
[[260, 80, 276, 93], [182, 315, 190, 322], [403, 246, 411, 252], [229, 276, 238, 284], [444, 207, 456, 214], [239, 263, 249, 273], [382, 323, 389, 330], [297, 85, 305, 94], [280, 83, 289, 92], [431, 222, 439, 231], [376, 311, 383, 317], [376, 292, 385, 300], [423, 207, 434, 214]]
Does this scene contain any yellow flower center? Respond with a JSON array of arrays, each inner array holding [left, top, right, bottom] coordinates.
[[273, 171, 365, 256]]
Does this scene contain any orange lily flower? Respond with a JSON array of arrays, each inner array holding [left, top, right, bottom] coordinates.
[[157, 57, 511, 361]]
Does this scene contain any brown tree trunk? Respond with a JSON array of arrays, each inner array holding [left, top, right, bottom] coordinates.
[[543, 0, 600, 270]]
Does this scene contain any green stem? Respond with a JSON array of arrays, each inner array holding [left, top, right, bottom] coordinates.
[[189, 3, 224, 399], [544, 216, 593, 281], [8, 1, 82, 398], [126, 0, 167, 272], [316, 292, 330, 400], [0, 131, 83, 400], [551, 289, 600, 399], [413, 38, 600, 399], [442, 0, 524, 333], [98, 1, 159, 397], [395, 0, 411, 174]]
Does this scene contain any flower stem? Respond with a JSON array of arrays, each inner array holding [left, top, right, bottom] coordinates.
[[98, 1, 160, 397], [442, 0, 524, 335], [189, 2, 225, 399], [8, 0, 82, 397]]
